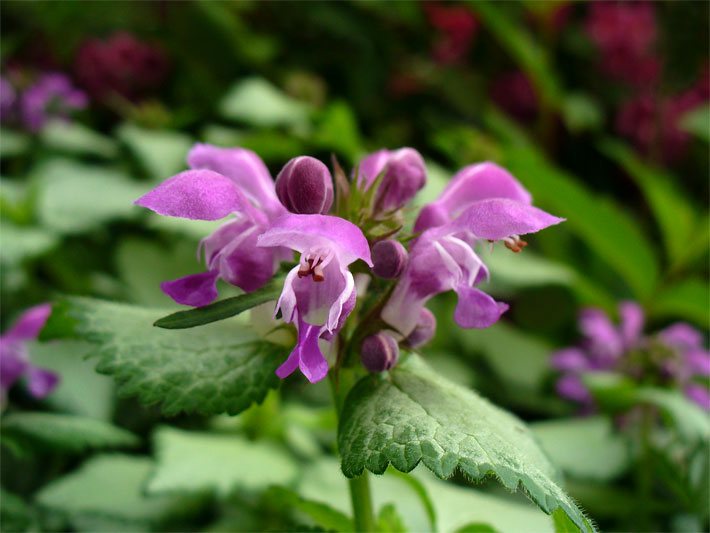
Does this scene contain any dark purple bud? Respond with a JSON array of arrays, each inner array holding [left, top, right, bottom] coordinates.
[[275, 156, 334, 214], [361, 332, 399, 372], [404, 308, 437, 348], [372, 239, 408, 279], [359, 148, 427, 213]]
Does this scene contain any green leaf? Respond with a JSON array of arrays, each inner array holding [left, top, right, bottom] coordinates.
[[147, 426, 298, 497], [1, 489, 35, 532], [0, 221, 58, 266], [117, 123, 192, 180], [154, 281, 282, 329], [268, 486, 354, 532], [531, 417, 629, 481], [388, 469, 437, 531], [28, 340, 115, 420], [477, 247, 576, 292], [553, 508, 580, 533], [455, 523, 499, 533], [501, 146, 659, 300], [41, 297, 287, 416], [635, 388, 710, 443], [33, 159, 146, 235], [562, 94, 603, 134], [338, 354, 594, 532], [649, 278, 709, 327], [468, 1, 560, 106], [598, 139, 697, 264], [312, 101, 364, 161], [679, 103, 710, 142], [376, 503, 407, 533], [40, 120, 118, 159], [0, 128, 30, 158], [219, 77, 311, 129], [37, 455, 202, 530], [1, 412, 138, 454]]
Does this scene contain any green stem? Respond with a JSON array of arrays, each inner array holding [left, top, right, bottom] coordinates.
[[330, 367, 377, 532], [349, 471, 377, 532]]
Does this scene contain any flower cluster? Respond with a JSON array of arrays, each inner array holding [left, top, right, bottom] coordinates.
[[423, 2, 479, 66], [552, 301, 710, 411], [0, 72, 87, 132], [585, 1, 660, 87], [136, 144, 563, 383], [74, 32, 169, 103], [0, 304, 59, 403]]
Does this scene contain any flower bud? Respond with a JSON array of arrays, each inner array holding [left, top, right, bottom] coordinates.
[[275, 156, 334, 214], [372, 239, 408, 279], [404, 308, 436, 348], [359, 148, 426, 213], [361, 332, 399, 372]]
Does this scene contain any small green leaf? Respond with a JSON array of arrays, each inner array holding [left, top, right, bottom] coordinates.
[[650, 278, 709, 327], [268, 486, 354, 532], [599, 139, 697, 264], [532, 417, 629, 481], [37, 455, 202, 529], [147, 427, 298, 497], [154, 282, 282, 329], [219, 77, 311, 129], [40, 120, 118, 158], [33, 159, 146, 235], [42, 297, 287, 416], [117, 123, 192, 180], [376, 503, 407, 533], [679, 104, 710, 142], [339, 354, 594, 532], [1, 413, 138, 454]]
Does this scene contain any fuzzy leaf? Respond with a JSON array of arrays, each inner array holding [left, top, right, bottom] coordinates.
[[36, 455, 202, 530], [148, 427, 298, 497], [338, 354, 594, 533], [1, 412, 138, 454], [154, 282, 282, 329], [41, 297, 287, 416]]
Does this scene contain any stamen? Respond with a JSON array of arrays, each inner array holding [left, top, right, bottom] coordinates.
[[503, 235, 528, 253], [297, 248, 333, 282]]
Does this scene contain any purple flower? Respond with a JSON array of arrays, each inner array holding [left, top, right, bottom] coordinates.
[[384, 198, 563, 337], [358, 148, 427, 214], [135, 143, 289, 306], [257, 214, 372, 383], [552, 302, 710, 411], [20, 73, 87, 132], [414, 162, 532, 233], [0, 304, 59, 401]]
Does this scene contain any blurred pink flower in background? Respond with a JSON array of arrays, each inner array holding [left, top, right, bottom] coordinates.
[[74, 32, 169, 103], [490, 70, 538, 122], [585, 1, 660, 87], [423, 2, 479, 65]]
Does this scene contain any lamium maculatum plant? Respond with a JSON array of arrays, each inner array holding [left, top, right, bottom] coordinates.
[[38, 142, 605, 532]]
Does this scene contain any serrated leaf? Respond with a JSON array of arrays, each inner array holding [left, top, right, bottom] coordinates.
[[154, 282, 282, 329], [41, 297, 287, 416], [531, 417, 629, 482], [40, 120, 118, 158], [117, 123, 192, 180], [37, 455, 201, 530], [1, 412, 138, 454], [339, 354, 594, 532], [268, 486, 354, 532], [33, 159, 146, 235], [219, 77, 311, 129], [148, 427, 298, 497]]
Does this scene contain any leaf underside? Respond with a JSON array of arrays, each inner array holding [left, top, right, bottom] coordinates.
[[338, 354, 595, 533], [42, 297, 287, 416]]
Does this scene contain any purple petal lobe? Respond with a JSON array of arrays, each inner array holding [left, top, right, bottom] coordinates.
[[556, 374, 592, 403], [550, 348, 590, 372], [4, 303, 52, 341], [187, 143, 283, 216], [26, 366, 60, 398], [453, 285, 508, 329], [276, 318, 329, 383], [579, 308, 623, 361], [275, 350, 300, 379], [686, 350, 710, 376], [135, 170, 243, 220], [0, 344, 29, 391], [618, 301, 644, 348], [452, 198, 565, 240], [660, 323, 703, 350], [161, 271, 219, 307], [257, 214, 372, 266]]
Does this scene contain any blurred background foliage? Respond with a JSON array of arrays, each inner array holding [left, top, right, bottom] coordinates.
[[0, 1, 708, 532]]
